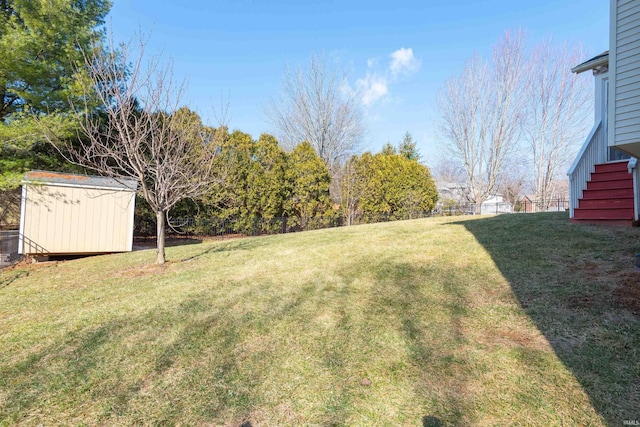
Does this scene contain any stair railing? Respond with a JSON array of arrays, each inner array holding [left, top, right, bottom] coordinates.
[[628, 157, 639, 222], [568, 121, 606, 218]]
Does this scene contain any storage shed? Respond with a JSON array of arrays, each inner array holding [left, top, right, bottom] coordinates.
[[19, 171, 138, 256]]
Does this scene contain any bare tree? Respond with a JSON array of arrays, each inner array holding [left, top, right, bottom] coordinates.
[[340, 154, 369, 226], [524, 41, 590, 210], [496, 150, 528, 206], [432, 157, 466, 185], [499, 171, 526, 208], [44, 37, 226, 264], [267, 54, 365, 180], [438, 31, 526, 207]]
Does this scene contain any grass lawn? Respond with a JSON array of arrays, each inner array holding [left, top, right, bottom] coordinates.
[[1, 212, 639, 426]]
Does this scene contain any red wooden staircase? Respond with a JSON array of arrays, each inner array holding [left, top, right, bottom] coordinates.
[[572, 161, 635, 226]]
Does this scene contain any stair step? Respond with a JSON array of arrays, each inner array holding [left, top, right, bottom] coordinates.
[[582, 188, 634, 199], [573, 207, 634, 220], [586, 179, 633, 190], [590, 170, 632, 182], [578, 197, 634, 209], [594, 161, 630, 173], [571, 218, 634, 226]]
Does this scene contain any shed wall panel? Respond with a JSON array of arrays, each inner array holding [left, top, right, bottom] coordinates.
[[21, 184, 135, 254]]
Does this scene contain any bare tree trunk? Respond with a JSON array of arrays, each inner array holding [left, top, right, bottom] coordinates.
[[156, 210, 166, 264]]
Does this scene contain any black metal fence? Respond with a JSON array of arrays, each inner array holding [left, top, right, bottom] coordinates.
[[514, 198, 569, 213], [0, 230, 20, 269], [149, 211, 438, 239], [143, 199, 569, 240], [434, 199, 569, 216]]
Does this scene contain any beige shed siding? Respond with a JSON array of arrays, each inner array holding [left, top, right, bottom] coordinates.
[[611, 0, 640, 149], [21, 183, 135, 254]]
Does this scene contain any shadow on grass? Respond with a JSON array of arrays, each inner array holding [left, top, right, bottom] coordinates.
[[1, 255, 463, 425], [0, 295, 250, 423], [364, 261, 472, 425], [179, 238, 271, 263], [422, 415, 444, 427], [453, 212, 640, 426], [134, 236, 204, 247], [0, 269, 28, 289], [0, 281, 314, 425]]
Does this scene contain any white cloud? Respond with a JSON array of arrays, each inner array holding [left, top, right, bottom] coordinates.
[[390, 48, 419, 76], [356, 73, 388, 107], [354, 48, 418, 108]]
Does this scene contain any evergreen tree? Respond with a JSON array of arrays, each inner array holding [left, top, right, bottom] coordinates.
[[0, 0, 111, 190], [0, 0, 110, 119], [203, 129, 254, 221], [285, 141, 333, 228], [341, 146, 438, 222], [198, 131, 290, 234], [249, 133, 288, 221], [398, 132, 421, 161]]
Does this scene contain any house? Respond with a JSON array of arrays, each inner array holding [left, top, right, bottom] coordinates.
[[568, 0, 640, 226], [480, 194, 512, 215], [435, 181, 468, 205], [19, 171, 138, 257], [520, 195, 537, 213], [435, 180, 512, 214]]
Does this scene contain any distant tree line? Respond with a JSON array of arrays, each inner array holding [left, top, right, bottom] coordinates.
[[135, 130, 438, 236]]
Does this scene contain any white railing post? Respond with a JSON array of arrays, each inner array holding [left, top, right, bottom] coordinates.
[[567, 121, 606, 218], [629, 158, 639, 222]]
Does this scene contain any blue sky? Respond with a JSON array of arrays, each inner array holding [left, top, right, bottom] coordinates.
[[107, 0, 609, 167]]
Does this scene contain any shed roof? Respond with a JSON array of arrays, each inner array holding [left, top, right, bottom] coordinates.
[[571, 51, 609, 74], [22, 170, 138, 192]]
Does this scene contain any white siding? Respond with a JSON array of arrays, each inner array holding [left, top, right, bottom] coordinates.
[[610, 0, 640, 155]]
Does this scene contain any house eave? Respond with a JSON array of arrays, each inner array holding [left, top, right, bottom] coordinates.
[[571, 53, 609, 74]]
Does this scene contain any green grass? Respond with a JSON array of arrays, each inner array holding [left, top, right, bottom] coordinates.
[[1, 213, 639, 426]]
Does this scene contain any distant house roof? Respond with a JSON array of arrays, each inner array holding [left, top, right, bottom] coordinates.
[[22, 171, 138, 192], [482, 194, 506, 203], [571, 51, 609, 74]]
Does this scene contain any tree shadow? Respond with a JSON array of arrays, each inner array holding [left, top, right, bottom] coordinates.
[[364, 261, 471, 425], [133, 236, 204, 249], [178, 238, 271, 263], [0, 280, 314, 425], [422, 415, 444, 426], [0, 269, 28, 289], [453, 212, 640, 426]]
